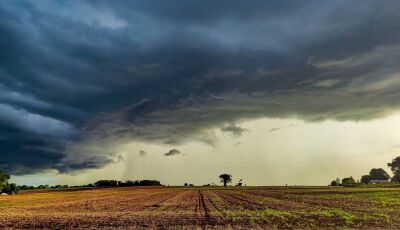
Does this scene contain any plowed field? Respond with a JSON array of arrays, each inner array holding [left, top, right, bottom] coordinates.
[[1, 186, 400, 229]]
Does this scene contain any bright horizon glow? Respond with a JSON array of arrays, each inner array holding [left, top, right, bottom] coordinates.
[[12, 114, 400, 186]]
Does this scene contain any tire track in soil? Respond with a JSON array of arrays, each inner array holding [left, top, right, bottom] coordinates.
[[146, 191, 182, 211], [198, 190, 210, 229], [242, 190, 315, 211], [116, 191, 182, 217], [206, 191, 226, 216], [216, 191, 263, 210], [202, 191, 232, 227]]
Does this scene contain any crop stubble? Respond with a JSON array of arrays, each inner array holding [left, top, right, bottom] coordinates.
[[0, 186, 399, 229]]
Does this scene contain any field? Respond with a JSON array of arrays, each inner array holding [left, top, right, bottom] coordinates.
[[1, 186, 400, 229]]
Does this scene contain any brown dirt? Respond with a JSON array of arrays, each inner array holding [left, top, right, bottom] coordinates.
[[0, 186, 399, 229]]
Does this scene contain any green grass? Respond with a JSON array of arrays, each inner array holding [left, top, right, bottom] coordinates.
[[314, 208, 354, 224], [363, 213, 390, 222], [258, 208, 292, 219], [326, 192, 400, 205], [356, 192, 400, 206], [226, 208, 292, 222]]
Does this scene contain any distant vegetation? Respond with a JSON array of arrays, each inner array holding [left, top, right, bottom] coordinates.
[[93, 180, 161, 187], [388, 156, 400, 182], [0, 172, 162, 194], [0, 170, 18, 194], [331, 156, 400, 186], [15, 179, 162, 191]]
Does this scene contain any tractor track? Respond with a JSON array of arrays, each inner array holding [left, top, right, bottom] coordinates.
[[115, 191, 181, 217], [216, 190, 263, 210], [198, 190, 210, 229], [206, 191, 226, 216]]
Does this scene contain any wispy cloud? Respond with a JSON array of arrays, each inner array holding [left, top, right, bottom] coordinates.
[[268, 124, 295, 133], [164, 149, 181, 157], [221, 124, 249, 137]]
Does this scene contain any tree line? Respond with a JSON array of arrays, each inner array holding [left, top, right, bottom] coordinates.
[[0, 170, 162, 195], [93, 180, 161, 187], [16, 180, 162, 191], [331, 156, 400, 186]]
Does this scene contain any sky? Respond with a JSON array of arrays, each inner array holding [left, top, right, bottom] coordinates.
[[2, 0, 400, 186]]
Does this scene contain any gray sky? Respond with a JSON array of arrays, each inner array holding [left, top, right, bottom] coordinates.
[[1, 1, 400, 185]]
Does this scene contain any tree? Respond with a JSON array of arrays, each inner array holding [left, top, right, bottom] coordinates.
[[388, 156, 400, 183], [0, 170, 18, 194], [369, 168, 391, 181], [361, 175, 371, 184], [94, 180, 119, 187], [330, 178, 341, 186], [219, 174, 232, 187], [342, 177, 355, 185], [391, 174, 400, 183], [0, 170, 10, 192], [330, 180, 339, 186], [2, 183, 19, 194]]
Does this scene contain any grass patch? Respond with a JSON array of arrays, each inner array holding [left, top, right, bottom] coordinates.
[[226, 208, 292, 222], [321, 191, 400, 206], [258, 208, 291, 219], [358, 192, 400, 206], [363, 213, 390, 222], [315, 208, 354, 224]]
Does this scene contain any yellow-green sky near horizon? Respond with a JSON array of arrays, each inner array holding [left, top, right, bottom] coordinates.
[[12, 114, 400, 186]]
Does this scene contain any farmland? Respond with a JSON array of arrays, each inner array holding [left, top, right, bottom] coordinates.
[[0, 186, 400, 229]]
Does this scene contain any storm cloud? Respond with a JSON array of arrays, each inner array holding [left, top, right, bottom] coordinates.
[[1, 0, 400, 174], [221, 124, 248, 137]]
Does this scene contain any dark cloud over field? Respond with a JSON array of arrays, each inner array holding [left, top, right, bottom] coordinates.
[[1, 0, 400, 174]]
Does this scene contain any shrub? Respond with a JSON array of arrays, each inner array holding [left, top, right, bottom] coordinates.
[[2, 183, 19, 194]]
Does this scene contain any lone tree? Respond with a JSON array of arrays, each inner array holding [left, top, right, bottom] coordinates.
[[219, 174, 232, 187], [388, 156, 400, 183], [369, 168, 391, 181]]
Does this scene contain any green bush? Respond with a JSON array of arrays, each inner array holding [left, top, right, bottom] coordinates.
[[2, 183, 19, 194]]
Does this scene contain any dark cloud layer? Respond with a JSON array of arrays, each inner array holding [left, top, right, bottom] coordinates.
[[1, 0, 400, 174]]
